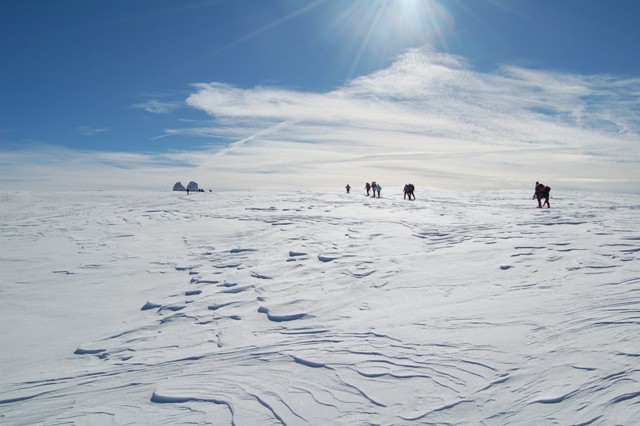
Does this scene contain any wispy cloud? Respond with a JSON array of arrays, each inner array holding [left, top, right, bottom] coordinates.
[[178, 48, 640, 192], [131, 100, 179, 114], [76, 126, 109, 136], [2, 47, 639, 193]]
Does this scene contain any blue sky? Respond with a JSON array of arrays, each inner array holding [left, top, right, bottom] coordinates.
[[1, 0, 639, 192]]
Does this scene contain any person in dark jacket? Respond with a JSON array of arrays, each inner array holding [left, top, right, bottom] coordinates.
[[541, 185, 551, 208], [533, 181, 551, 208]]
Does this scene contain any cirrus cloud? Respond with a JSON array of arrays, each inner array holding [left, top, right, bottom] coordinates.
[[131, 100, 180, 114], [76, 125, 109, 136], [178, 48, 639, 192], [2, 47, 639, 193]]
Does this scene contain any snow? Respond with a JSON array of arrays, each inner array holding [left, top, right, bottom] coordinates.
[[1, 188, 639, 425]]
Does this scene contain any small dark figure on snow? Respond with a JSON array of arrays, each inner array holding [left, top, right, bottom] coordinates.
[[371, 182, 377, 197], [541, 186, 551, 208], [365, 182, 371, 196], [533, 181, 551, 208], [404, 183, 416, 200], [346, 184, 351, 194], [533, 181, 542, 207], [375, 183, 382, 198]]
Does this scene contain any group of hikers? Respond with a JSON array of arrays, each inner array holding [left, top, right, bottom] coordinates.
[[363, 182, 382, 198], [403, 183, 416, 200], [345, 182, 415, 200], [346, 180, 551, 208]]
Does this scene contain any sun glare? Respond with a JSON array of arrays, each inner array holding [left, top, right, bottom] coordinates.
[[377, 0, 453, 46], [325, 0, 454, 77]]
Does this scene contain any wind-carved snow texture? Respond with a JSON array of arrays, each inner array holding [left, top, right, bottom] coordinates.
[[1, 189, 639, 424]]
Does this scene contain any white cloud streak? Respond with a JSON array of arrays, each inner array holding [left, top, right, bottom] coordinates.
[[179, 48, 640, 192], [2, 47, 639, 193], [76, 126, 109, 136], [131, 100, 179, 114]]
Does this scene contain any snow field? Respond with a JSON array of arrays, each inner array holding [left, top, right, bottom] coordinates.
[[1, 189, 639, 424]]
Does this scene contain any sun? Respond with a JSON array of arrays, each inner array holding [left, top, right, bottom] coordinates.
[[370, 0, 453, 47], [384, 0, 453, 37], [322, 0, 454, 76]]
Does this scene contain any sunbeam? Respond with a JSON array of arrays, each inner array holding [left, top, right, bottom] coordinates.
[[319, 0, 455, 79]]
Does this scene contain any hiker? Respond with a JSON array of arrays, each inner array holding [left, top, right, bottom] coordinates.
[[371, 182, 377, 197], [404, 184, 410, 200], [533, 182, 542, 207], [533, 182, 551, 208], [541, 185, 551, 208], [408, 183, 415, 200], [365, 182, 371, 196], [375, 183, 382, 198], [346, 184, 351, 194]]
